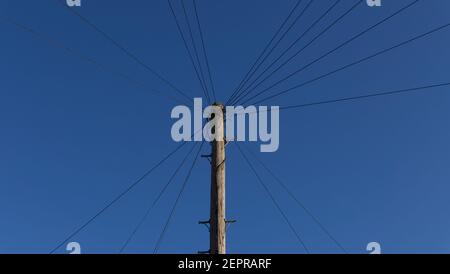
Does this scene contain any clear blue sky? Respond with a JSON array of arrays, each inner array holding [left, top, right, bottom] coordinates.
[[1, 0, 450, 254]]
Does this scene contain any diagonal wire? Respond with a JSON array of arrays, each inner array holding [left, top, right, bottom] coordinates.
[[241, 0, 421, 105], [119, 143, 198, 253], [227, 0, 304, 105], [243, 145, 347, 254], [231, 0, 341, 105], [235, 143, 310, 254], [278, 82, 450, 111], [181, 0, 211, 103], [168, 0, 211, 104], [55, 0, 192, 104], [251, 20, 450, 105], [49, 141, 188, 254], [228, 0, 314, 105], [227, 0, 310, 105], [232, 0, 361, 105], [153, 142, 204, 254], [193, 0, 217, 102], [232, 82, 450, 122], [2, 17, 186, 105]]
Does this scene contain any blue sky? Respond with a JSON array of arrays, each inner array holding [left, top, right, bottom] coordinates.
[[1, 0, 450, 254]]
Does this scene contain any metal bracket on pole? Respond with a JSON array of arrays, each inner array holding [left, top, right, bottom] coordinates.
[[197, 250, 210, 254], [201, 154, 212, 164], [198, 220, 211, 232], [198, 220, 211, 254], [225, 220, 237, 232]]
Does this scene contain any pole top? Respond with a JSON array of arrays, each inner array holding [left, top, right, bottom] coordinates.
[[212, 102, 225, 109]]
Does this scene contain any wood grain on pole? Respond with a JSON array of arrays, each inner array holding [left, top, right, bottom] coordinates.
[[210, 104, 226, 254]]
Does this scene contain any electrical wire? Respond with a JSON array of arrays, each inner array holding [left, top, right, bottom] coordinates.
[[278, 82, 450, 111], [153, 142, 204, 254], [49, 142, 188, 254], [167, 0, 211, 104], [193, 0, 217, 102], [55, 0, 192, 104], [251, 20, 450, 105], [242, 0, 421, 105], [232, 0, 362, 105], [181, 0, 212, 103], [243, 145, 347, 253], [2, 17, 186, 105], [228, 0, 315, 105], [236, 143, 310, 254], [226, 0, 305, 105], [119, 143, 198, 253]]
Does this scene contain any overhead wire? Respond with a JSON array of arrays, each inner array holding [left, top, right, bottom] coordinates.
[[243, 145, 347, 253], [241, 0, 421, 105], [227, 0, 309, 104], [250, 20, 450, 105], [231, 0, 362, 105], [153, 142, 205, 253], [181, 0, 212, 103], [228, 0, 315, 104], [2, 17, 186, 105], [193, 0, 217, 102], [278, 82, 450, 111], [55, 0, 192, 104], [235, 143, 310, 253], [119, 143, 198, 253], [49, 142, 188, 254], [167, 0, 211, 104]]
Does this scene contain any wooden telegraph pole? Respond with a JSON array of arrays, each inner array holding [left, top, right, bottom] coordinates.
[[209, 103, 226, 254]]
